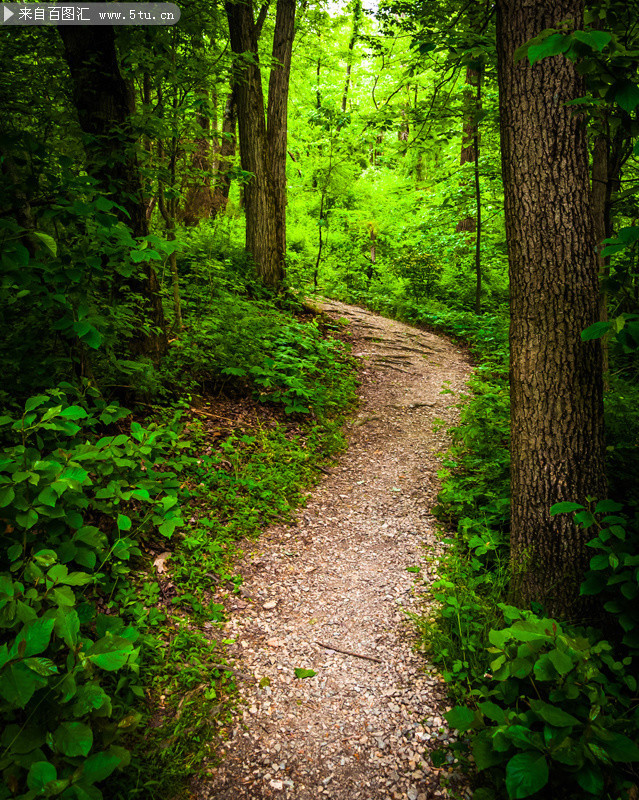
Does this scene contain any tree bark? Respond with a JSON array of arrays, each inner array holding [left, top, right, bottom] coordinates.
[[341, 0, 362, 114], [496, 0, 606, 618], [226, 0, 295, 290], [211, 86, 238, 219], [182, 88, 215, 227], [59, 26, 166, 358], [592, 132, 610, 388], [268, 0, 296, 268], [456, 66, 480, 234]]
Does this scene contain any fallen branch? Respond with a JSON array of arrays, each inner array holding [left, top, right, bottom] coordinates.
[[315, 641, 382, 663]]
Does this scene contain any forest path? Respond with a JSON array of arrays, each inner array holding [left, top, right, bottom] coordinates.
[[197, 300, 472, 800]]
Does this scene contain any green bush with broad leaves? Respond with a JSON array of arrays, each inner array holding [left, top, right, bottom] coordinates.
[[563, 499, 639, 655], [445, 605, 639, 800], [0, 388, 187, 799], [222, 319, 352, 415]]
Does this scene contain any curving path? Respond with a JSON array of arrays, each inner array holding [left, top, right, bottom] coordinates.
[[196, 300, 472, 800]]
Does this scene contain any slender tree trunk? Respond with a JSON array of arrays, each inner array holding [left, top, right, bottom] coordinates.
[[211, 86, 238, 219], [456, 66, 480, 233], [473, 89, 482, 316], [267, 0, 296, 269], [313, 190, 324, 291], [157, 96, 183, 333], [496, 0, 606, 618], [59, 26, 166, 359], [341, 0, 362, 114]]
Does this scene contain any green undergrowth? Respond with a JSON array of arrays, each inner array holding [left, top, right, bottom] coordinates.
[[0, 251, 358, 800], [401, 308, 639, 800]]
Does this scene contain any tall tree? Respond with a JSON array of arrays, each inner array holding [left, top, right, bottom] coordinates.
[[225, 0, 296, 289], [59, 26, 167, 358], [496, 0, 606, 617]]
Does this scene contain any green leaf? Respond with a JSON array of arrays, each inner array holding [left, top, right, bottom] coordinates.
[[85, 634, 134, 670], [27, 761, 56, 791], [576, 764, 603, 795], [1, 724, 45, 754], [294, 668, 317, 679], [0, 662, 46, 707], [505, 752, 549, 799], [52, 586, 76, 607], [614, 80, 639, 114], [595, 499, 623, 514], [529, 699, 579, 727], [572, 30, 611, 51], [472, 730, 504, 771], [81, 746, 128, 783], [73, 684, 112, 717], [59, 405, 89, 420], [550, 502, 584, 515], [589, 554, 610, 571], [54, 608, 80, 648], [32, 231, 58, 258], [581, 321, 613, 341], [0, 485, 15, 507], [603, 733, 639, 762], [479, 701, 506, 724], [528, 33, 570, 65], [547, 648, 574, 676], [13, 617, 55, 658], [16, 508, 38, 529], [25, 394, 50, 412], [37, 486, 58, 507], [24, 657, 58, 677], [117, 513, 132, 531], [444, 705, 476, 731], [53, 721, 93, 757]]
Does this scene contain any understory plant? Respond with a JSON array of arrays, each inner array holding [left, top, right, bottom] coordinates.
[[0, 387, 187, 800]]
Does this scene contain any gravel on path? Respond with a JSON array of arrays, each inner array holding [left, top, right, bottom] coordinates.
[[195, 300, 473, 800]]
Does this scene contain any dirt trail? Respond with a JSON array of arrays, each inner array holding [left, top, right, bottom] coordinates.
[[197, 300, 472, 800]]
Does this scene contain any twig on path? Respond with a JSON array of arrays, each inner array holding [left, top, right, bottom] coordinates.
[[208, 663, 250, 679], [315, 641, 382, 663]]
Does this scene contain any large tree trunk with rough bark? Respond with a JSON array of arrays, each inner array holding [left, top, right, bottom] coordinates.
[[59, 26, 166, 359], [496, 0, 606, 618]]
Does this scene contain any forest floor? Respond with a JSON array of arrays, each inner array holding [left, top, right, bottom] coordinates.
[[194, 299, 473, 800]]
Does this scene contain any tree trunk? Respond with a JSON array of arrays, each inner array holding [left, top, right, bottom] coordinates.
[[211, 86, 238, 219], [182, 88, 215, 227], [226, 0, 295, 289], [456, 66, 480, 234], [267, 0, 296, 268], [592, 132, 610, 388], [473, 79, 482, 316], [59, 26, 166, 359], [341, 0, 362, 114], [496, 0, 606, 618]]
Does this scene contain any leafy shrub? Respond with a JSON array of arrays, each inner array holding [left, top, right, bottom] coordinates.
[[0, 388, 186, 799], [446, 606, 639, 800], [223, 319, 354, 415]]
